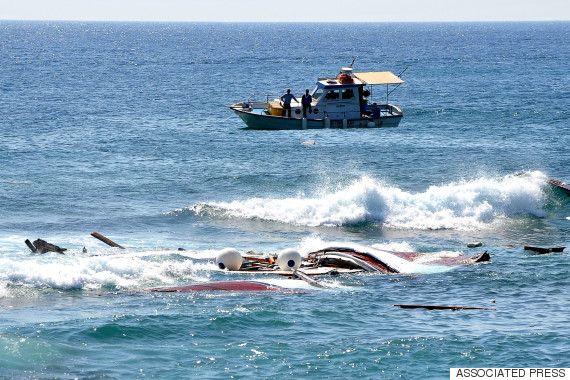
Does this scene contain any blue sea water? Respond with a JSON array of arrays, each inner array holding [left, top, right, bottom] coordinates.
[[0, 21, 569, 379]]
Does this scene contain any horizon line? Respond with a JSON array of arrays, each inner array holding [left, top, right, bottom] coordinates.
[[1, 19, 569, 23]]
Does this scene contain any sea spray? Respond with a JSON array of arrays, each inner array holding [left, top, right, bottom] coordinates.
[[0, 250, 213, 295], [188, 171, 548, 230], [298, 235, 417, 256]]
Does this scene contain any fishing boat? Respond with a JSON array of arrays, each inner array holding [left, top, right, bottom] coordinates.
[[227, 66, 405, 130]]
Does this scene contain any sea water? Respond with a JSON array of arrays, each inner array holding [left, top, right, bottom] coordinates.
[[0, 21, 569, 379]]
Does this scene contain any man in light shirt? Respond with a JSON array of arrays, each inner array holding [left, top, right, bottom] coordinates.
[[280, 89, 298, 118]]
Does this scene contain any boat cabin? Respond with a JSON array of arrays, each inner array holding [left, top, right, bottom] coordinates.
[[309, 68, 366, 120], [292, 67, 404, 121]]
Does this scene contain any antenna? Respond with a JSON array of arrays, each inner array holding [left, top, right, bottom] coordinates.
[[397, 66, 409, 77], [350, 56, 358, 68]]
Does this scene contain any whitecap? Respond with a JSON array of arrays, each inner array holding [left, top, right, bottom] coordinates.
[[189, 171, 548, 231]]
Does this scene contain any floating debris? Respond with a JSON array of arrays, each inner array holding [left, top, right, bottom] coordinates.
[[524, 246, 565, 254], [392, 304, 495, 311], [91, 232, 125, 249], [548, 178, 570, 196], [25, 239, 38, 253], [3, 181, 31, 185], [25, 238, 66, 254]]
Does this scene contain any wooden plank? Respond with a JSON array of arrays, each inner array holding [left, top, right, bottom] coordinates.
[[393, 304, 495, 311], [243, 256, 276, 264], [524, 246, 565, 254], [25, 239, 38, 253], [293, 269, 328, 288], [91, 232, 125, 249]]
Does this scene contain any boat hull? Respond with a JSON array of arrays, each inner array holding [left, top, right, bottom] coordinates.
[[230, 104, 402, 130]]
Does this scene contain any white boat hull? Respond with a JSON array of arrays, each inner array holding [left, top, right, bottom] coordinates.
[[230, 102, 403, 130]]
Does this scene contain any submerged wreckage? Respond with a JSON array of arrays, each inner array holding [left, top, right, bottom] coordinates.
[[24, 233, 490, 293], [148, 242, 490, 293], [219, 242, 490, 276]]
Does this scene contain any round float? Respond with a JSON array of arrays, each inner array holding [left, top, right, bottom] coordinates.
[[276, 248, 302, 271], [215, 248, 242, 271]]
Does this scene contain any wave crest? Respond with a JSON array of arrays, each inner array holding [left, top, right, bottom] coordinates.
[[189, 172, 548, 230]]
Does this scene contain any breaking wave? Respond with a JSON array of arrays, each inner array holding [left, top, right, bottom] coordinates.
[[189, 171, 548, 230], [0, 249, 216, 295]]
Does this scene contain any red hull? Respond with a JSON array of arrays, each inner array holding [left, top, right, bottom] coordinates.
[[146, 280, 295, 293]]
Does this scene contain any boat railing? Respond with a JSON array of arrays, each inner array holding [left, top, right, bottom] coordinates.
[[365, 103, 403, 117], [239, 94, 282, 107], [242, 94, 305, 107], [264, 94, 283, 104], [387, 104, 403, 115], [232, 100, 269, 110]]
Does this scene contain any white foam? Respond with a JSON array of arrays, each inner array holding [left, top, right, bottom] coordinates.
[[0, 250, 211, 294], [298, 235, 415, 257], [191, 171, 548, 230]]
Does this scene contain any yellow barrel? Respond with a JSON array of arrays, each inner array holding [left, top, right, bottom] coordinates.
[[267, 101, 283, 116]]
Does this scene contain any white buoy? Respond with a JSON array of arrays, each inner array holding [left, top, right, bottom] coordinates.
[[276, 249, 302, 271], [215, 248, 242, 271]]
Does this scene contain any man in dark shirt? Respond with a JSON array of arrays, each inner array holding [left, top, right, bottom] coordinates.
[[301, 89, 312, 118]]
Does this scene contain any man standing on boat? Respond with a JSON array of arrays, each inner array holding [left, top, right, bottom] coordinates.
[[301, 89, 312, 118], [280, 89, 298, 118]]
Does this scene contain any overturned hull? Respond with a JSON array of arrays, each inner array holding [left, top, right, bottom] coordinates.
[[305, 244, 489, 274], [146, 280, 298, 293]]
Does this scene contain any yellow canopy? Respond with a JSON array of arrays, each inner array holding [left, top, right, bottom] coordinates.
[[354, 71, 404, 85]]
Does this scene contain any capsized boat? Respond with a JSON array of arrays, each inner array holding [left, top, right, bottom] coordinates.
[[227, 67, 405, 130], [144, 244, 490, 293], [303, 243, 490, 274], [216, 243, 490, 276]]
